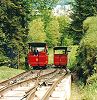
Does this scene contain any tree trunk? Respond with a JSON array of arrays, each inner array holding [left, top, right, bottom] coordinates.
[[17, 50, 20, 69]]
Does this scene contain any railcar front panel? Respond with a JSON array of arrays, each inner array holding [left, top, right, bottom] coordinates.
[[27, 52, 48, 67], [54, 54, 60, 66], [38, 52, 48, 66], [54, 54, 67, 66], [59, 54, 67, 65], [27, 42, 48, 68], [28, 52, 38, 66]]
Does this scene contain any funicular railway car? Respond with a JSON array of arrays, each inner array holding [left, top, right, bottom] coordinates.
[[53, 47, 68, 68], [27, 42, 48, 69]]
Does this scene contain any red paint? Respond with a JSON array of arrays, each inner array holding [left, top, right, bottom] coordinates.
[[28, 51, 48, 67], [53, 47, 68, 67], [27, 43, 48, 67], [38, 52, 48, 66], [54, 54, 67, 66]]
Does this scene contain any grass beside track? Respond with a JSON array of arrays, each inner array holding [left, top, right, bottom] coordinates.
[[71, 72, 97, 100], [70, 83, 82, 100], [71, 81, 97, 100], [0, 66, 24, 82]]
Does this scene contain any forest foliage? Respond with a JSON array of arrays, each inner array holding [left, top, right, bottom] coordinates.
[[69, 0, 97, 44], [0, 0, 71, 68], [0, 0, 32, 68], [0, 0, 97, 86], [70, 0, 97, 84], [75, 16, 97, 83], [28, 18, 46, 42]]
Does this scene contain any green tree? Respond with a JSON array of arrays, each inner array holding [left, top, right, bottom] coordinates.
[[70, 0, 97, 44], [0, 0, 32, 68], [46, 17, 60, 47], [57, 16, 72, 46], [31, 0, 58, 23], [31, 0, 59, 46], [28, 18, 46, 42], [76, 16, 97, 84]]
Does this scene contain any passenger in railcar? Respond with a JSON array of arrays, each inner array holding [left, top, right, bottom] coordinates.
[[34, 47, 39, 55]]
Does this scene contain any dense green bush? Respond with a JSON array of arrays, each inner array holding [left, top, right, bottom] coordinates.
[[0, 0, 32, 68], [75, 16, 97, 83], [87, 73, 97, 84], [81, 75, 97, 100]]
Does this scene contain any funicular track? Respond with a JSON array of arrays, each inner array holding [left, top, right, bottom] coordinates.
[[0, 69, 58, 100], [26, 70, 71, 100], [0, 70, 40, 90]]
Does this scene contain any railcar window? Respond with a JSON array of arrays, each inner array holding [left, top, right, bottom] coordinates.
[[54, 50, 67, 54], [37, 47, 45, 52]]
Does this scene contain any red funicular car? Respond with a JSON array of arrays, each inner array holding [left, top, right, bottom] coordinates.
[[54, 47, 68, 68], [27, 42, 48, 69]]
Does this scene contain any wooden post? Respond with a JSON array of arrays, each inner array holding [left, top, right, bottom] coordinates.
[[17, 50, 20, 69]]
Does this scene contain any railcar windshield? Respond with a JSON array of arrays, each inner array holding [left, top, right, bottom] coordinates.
[[37, 47, 45, 52], [54, 47, 68, 54], [28, 42, 48, 53], [54, 50, 67, 54]]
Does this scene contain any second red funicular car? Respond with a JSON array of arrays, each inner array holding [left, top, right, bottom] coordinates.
[[54, 46, 68, 68], [27, 42, 48, 69]]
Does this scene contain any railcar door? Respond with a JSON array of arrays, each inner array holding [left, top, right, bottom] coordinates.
[[54, 47, 68, 67], [54, 54, 60, 66], [59, 54, 67, 66], [38, 52, 46, 66], [28, 52, 38, 66], [37, 46, 48, 67]]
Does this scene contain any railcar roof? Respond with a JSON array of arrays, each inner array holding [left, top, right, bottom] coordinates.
[[54, 46, 67, 50], [28, 42, 46, 47]]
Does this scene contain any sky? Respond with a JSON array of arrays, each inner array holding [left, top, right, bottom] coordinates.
[[53, 0, 74, 16], [57, 0, 74, 5]]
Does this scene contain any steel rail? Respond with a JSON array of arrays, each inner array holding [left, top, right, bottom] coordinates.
[[24, 69, 59, 100], [40, 69, 61, 86], [25, 69, 60, 100], [20, 78, 40, 100], [41, 73, 69, 100], [0, 70, 41, 96], [0, 71, 32, 86], [26, 78, 40, 100], [0, 69, 57, 97], [0, 77, 37, 97]]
